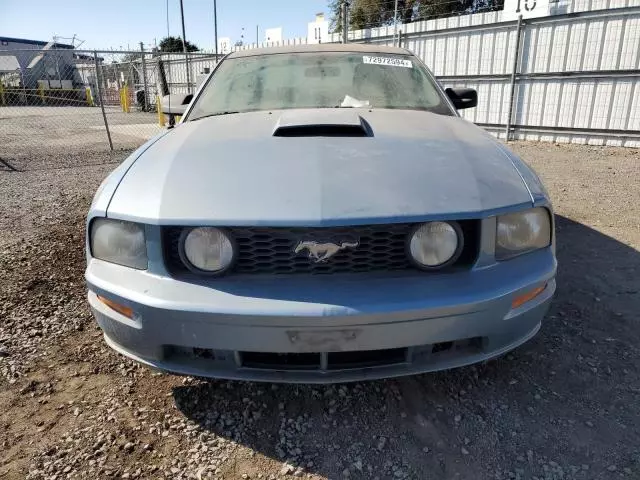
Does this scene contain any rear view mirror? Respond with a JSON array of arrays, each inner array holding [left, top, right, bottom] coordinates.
[[445, 88, 478, 110], [161, 94, 193, 116]]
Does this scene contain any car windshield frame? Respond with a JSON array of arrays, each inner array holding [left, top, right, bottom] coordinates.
[[184, 50, 455, 121]]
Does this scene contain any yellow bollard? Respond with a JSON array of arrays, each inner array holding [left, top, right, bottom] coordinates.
[[85, 87, 94, 107], [0, 83, 5, 106], [123, 86, 130, 113], [157, 95, 165, 127], [119, 87, 130, 112], [38, 84, 45, 105]]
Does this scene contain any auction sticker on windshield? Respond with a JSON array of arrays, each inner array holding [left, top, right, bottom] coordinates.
[[363, 56, 413, 68]]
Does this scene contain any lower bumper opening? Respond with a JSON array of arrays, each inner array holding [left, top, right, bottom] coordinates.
[[415, 337, 485, 360], [239, 348, 408, 371], [327, 348, 406, 370], [162, 336, 488, 374], [241, 352, 321, 370]]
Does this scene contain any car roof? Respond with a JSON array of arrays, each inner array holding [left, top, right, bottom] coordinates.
[[227, 43, 411, 58]]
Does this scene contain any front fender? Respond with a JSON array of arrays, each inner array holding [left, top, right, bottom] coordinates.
[[87, 131, 170, 264]]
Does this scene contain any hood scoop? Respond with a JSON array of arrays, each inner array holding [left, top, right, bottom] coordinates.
[[273, 110, 372, 137]]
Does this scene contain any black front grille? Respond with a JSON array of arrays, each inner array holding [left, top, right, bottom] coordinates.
[[163, 221, 479, 276]]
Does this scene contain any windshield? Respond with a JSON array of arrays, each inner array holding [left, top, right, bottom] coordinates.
[[187, 52, 453, 120]]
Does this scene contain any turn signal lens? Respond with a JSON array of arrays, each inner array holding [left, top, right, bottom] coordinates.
[[511, 284, 546, 310], [97, 295, 134, 319]]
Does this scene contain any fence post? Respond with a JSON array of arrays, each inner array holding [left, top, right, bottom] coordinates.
[[140, 42, 149, 111], [179, 0, 192, 93], [342, 0, 348, 43], [94, 51, 114, 151], [393, 0, 399, 46], [38, 83, 46, 105], [505, 15, 523, 142], [185, 52, 192, 94]]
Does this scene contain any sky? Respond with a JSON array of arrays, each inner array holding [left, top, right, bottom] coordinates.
[[1, 0, 331, 51]]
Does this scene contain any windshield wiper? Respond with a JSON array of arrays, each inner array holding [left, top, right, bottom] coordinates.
[[190, 111, 240, 121]]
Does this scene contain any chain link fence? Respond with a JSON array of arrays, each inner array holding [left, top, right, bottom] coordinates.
[[0, 48, 219, 155]]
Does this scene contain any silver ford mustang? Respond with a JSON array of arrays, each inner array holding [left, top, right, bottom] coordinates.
[[86, 44, 556, 383]]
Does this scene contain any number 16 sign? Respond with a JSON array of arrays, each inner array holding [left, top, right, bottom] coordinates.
[[502, 0, 551, 21]]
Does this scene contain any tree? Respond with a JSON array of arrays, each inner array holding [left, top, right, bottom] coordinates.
[[330, 0, 422, 32], [328, 0, 345, 34], [418, 0, 473, 20], [158, 36, 199, 53], [349, 0, 393, 31], [329, 0, 504, 33], [398, 0, 419, 23]]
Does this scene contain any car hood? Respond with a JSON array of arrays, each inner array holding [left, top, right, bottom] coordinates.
[[106, 109, 533, 226]]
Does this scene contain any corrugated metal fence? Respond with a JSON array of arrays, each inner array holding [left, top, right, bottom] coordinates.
[[333, 3, 640, 146]]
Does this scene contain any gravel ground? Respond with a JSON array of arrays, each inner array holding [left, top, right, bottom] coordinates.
[[0, 106, 160, 155], [0, 141, 639, 480]]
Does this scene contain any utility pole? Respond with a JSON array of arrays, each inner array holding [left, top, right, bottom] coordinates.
[[341, 1, 348, 43], [256, 25, 259, 46], [214, 0, 218, 58], [393, 0, 399, 47], [179, 0, 192, 93]]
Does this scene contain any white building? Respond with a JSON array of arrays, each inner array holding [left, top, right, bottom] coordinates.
[[264, 27, 283, 43], [307, 13, 329, 44], [217, 37, 232, 55]]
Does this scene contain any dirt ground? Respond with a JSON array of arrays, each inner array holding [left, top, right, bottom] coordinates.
[[0, 141, 639, 480]]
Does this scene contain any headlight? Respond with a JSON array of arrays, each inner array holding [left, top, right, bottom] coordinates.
[[180, 227, 235, 274], [408, 221, 463, 269], [90, 218, 147, 269], [496, 208, 551, 260]]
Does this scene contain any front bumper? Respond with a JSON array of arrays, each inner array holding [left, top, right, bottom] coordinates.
[[86, 249, 556, 383]]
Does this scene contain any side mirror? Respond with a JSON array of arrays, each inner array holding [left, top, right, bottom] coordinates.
[[445, 88, 477, 110], [161, 93, 193, 116]]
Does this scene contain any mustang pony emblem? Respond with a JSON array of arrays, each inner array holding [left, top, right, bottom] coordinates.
[[294, 240, 359, 263]]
